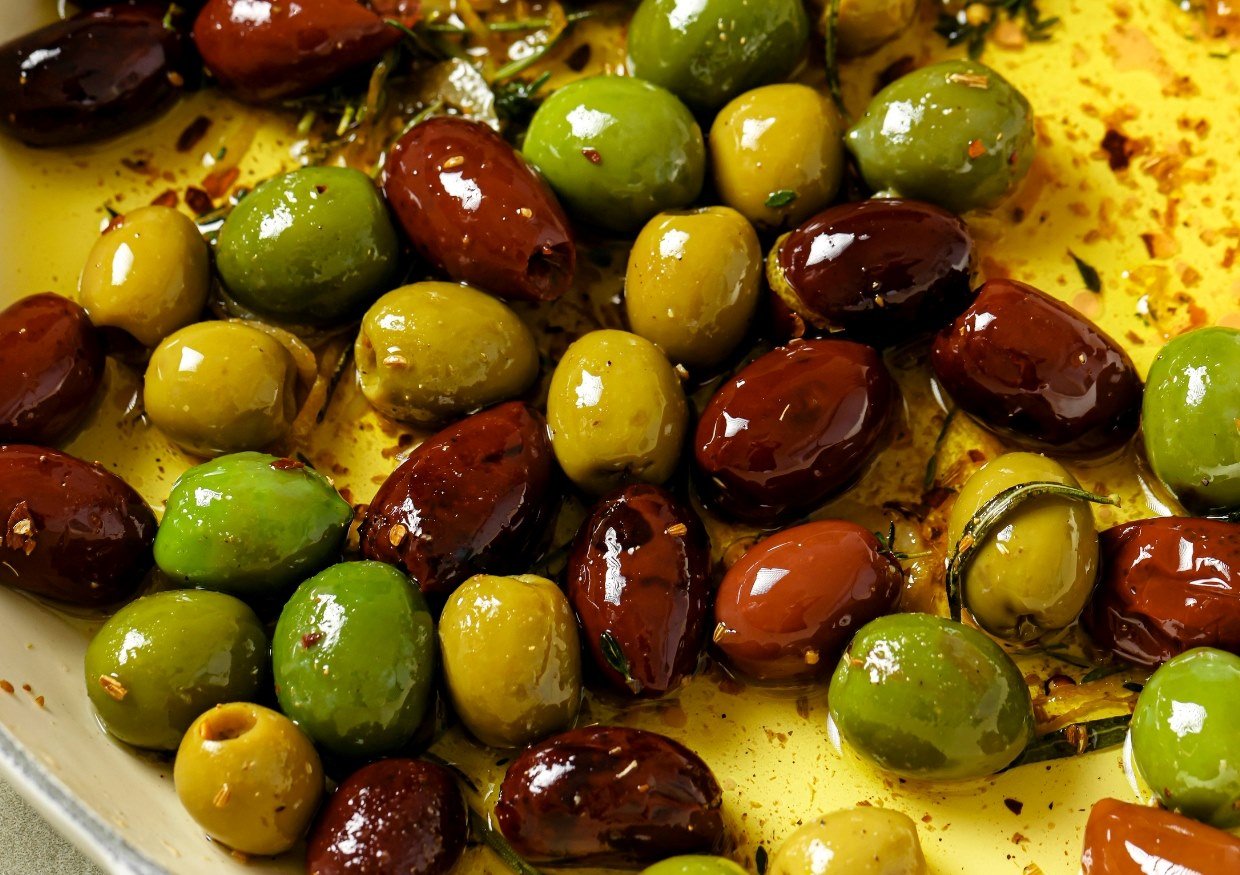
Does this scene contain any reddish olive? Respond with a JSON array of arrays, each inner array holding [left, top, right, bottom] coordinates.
[[382, 116, 576, 303], [930, 279, 1142, 455], [695, 340, 896, 526], [495, 726, 725, 866], [1081, 798, 1240, 875]]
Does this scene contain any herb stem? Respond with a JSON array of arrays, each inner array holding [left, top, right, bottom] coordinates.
[[1005, 714, 1131, 770], [823, 0, 846, 116], [468, 808, 543, 875]]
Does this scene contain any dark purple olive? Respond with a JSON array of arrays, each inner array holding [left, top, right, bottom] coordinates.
[[930, 279, 1142, 455], [494, 726, 726, 866], [694, 340, 896, 526], [0, 3, 188, 147], [307, 759, 466, 875], [0, 445, 156, 605], [568, 484, 710, 698]]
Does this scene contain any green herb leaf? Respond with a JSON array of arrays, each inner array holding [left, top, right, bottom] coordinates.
[[934, 1, 1060, 59], [600, 630, 643, 694], [765, 189, 799, 209], [1080, 663, 1124, 684], [494, 71, 553, 127], [1122, 681, 1144, 694], [468, 807, 544, 875], [823, 0, 846, 115], [1004, 714, 1131, 770], [1069, 250, 1102, 292], [923, 408, 958, 489]]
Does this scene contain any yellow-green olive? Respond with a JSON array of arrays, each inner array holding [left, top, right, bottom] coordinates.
[[770, 808, 928, 875], [832, 0, 919, 57], [624, 207, 761, 370]]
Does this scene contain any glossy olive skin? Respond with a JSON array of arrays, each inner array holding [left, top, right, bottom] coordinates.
[[0, 3, 188, 146], [1131, 648, 1240, 828], [714, 521, 903, 681], [931, 279, 1142, 455], [216, 167, 399, 325], [1081, 798, 1240, 875], [834, 0, 919, 57], [383, 116, 576, 303], [85, 590, 268, 751], [495, 726, 725, 866], [0, 293, 103, 445], [695, 340, 896, 526], [628, 0, 809, 110], [175, 703, 324, 856], [307, 759, 467, 875], [769, 199, 975, 346], [0, 445, 155, 605], [273, 561, 435, 757], [523, 76, 705, 234], [1143, 326, 1240, 515], [828, 614, 1035, 780], [769, 808, 928, 875], [568, 485, 710, 698], [642, 857, 748, 875], [847, 60, 1035, 213], [193, 0, 399, 102], [360, 403, 557, 596]]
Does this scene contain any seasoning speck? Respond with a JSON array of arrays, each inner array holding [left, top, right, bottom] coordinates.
[[581, 147, 602, 164], [98, 675, 128, 702], [0, 680, 13, 694], [1004, 797, 1024, 815]]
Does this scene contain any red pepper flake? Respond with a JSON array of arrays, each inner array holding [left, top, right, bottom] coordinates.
[[581, 147, 602, 165], [34, 696, 44, 708], [176, 116, 213, 153], [149, 189, 178, 208], [21, 684, 31, 693], [270, 458, 305, 471], [184, 187, 214, 216], [202, 166, 240, 201], [300, 632, 323, 649], [0, 680, 13, 694], [5, 502, 37, 556], [1004, 797, 1024, 815], [968, 139, 986, 159]]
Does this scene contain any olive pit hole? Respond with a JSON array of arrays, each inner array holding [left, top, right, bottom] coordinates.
[[201, 707, 257, 742]]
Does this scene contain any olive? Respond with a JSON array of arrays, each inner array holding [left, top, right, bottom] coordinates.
[[306, 759, 467, 875], [360, 402, 558, 596], [768, 199, 975, 346], [624, 207, 762, 370], [832, 0, 919, 57], [769, 808, 928, 875], [0, 293, 104, 445], [714, 520, 903, 682], [0, 445, 156, 606], [355, 282, 540, 426], [642, 857, 748, 875], [568, 485, 711, 698], [494, 726, 725, 866], [828, 613, 1035, 780], [439, 574, 581, 747], [846, 60, 1035, 214], [153, 452, 352, 601], [175, 703, 324, 856], [85, 590, 268, 751], [215, 167, 399, 326], [1142, 326, 1240, 515], [523, 76, 705, 234], [694, 340, 895, 526], [710, 84, 845, 230], [79, 206, 210, 348], [1082, 798, 1240, 875], [547, 330, 689, 495], [382, 116, 576, 303], [144, 321, 300, 457], [1131, 647, 1240, 828], [930, 279, 1142, 455], [628, 0, 810, 110]]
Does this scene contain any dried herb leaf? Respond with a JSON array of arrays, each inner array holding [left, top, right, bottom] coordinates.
[[600, 630, 643, 694], [1069, 250, 1102, 292], [765, 189, 799, 209]]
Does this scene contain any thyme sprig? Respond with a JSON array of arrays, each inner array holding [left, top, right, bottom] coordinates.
[[934, 0, 1060, 58]]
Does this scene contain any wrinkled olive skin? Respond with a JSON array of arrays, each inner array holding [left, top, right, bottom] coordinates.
[[307, 759, 467, 875], [360, 403, 558, 596], [273, 561, 435, 758], [568, 485, 711, 698], [828, 613, 1035, 780], [0, 293, 103, 445], [1082, 798, 1240, 875], [1143, 327, 1240, 515], [383, 117, 576, 303], [439, 574, 581, 747], [85, 590, 268, 751], [1131, 648, 1240, 828], [624, 207, 762, 369], [355, 283, 539, 426], [628, 0, 809, 110], [847, 60, 1035, 214], [710, 84, 845, 230], [0, 445, 155, 605], [769, 199, 975, 346], [642, 857, 748, 875], [695, 340, 896, 526], [833, 0, 919, 57], [80, 206, 210, 348], [154, 452, 352, 600], [548, 330, 689, 495], [144, 321, 299, 457], [495, 726, 725, 866], [0, 3, 188, 146], [769, 808, 928, 875], [175, 703, 324, 856], [523, 77, 705, 234], [714, 521, 903, 682], [931, 279, 1142, 455], [216, 167, 399, 325], [193, 0, 399, 102]]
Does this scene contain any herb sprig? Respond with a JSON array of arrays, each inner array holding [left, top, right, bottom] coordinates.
[[934, 0, 1060, 58]]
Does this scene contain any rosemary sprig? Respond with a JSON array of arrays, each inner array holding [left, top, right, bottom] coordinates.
[[494, 71, 553, 125], [923, 408, 959, 490], [934, 0, 1060, 59], [600, 630, 643, 694], [1004, 714, 1131, 770], [823, 0, 846, 115], [468, 808, 544, 875]]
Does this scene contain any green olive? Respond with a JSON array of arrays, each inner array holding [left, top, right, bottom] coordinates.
[[79, 205, 210, 347], [770, 808, 928, 875], [710, 84, 846, 230], [624, 207, 762, 369], [547, 329, 688, 495], [355, 282, 539, 425], [642, 856, 749, 875], [948, 452, 1099, 642], [832, 0, 919, 57]]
